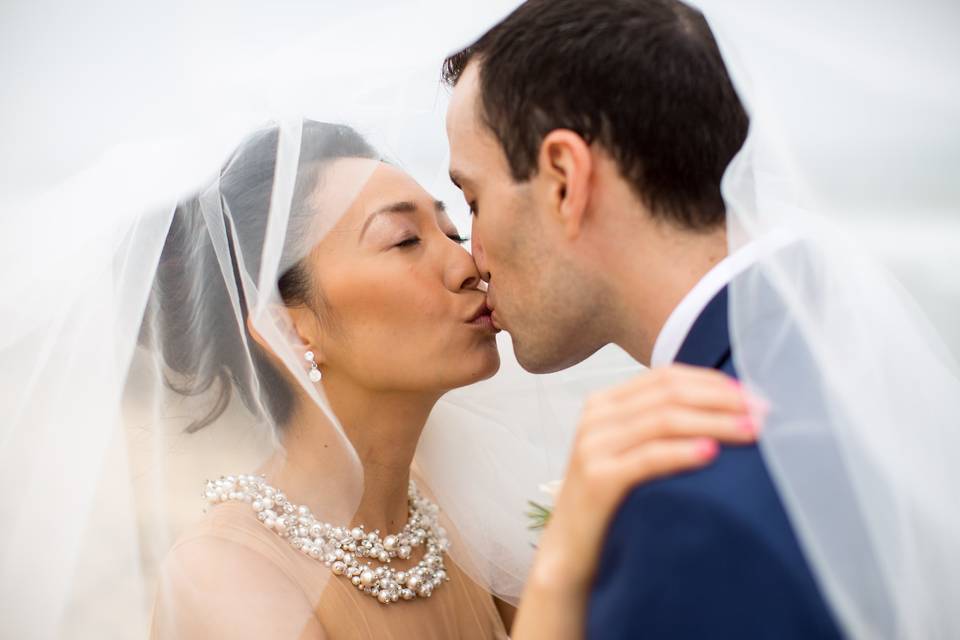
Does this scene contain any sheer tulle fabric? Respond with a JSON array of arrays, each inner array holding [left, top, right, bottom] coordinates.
[[701, 1, 960, 637], [1, 1, 959, 639], [0, 4, 528, 637], [124, 119, 540, 638]]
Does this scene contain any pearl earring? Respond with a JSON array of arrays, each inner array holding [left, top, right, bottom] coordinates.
[[304, 350, 322, 382]]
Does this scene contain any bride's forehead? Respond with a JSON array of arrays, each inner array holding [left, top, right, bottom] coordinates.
[[345, 162, 433, 212], [366, 162, 427, 194]]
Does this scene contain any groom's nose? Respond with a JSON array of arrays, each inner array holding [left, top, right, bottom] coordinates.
[[471, 219, 491, 282]]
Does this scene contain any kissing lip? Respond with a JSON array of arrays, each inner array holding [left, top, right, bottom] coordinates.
[[467, 301, 500, 333], [484, 294, 503, 331], [489, 309, 503, 331], [483, 295, 504, 331], [467, 300, 490, 323]]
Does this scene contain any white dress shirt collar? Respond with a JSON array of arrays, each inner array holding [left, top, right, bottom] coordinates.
[[649, 242, 763, 368]]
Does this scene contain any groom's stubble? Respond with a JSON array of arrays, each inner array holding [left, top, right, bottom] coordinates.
[[499, 197, 614, 374]]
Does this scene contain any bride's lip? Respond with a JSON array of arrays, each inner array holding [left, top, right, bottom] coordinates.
[[467, 302, 500, 333], [467, 301, 489, 323]]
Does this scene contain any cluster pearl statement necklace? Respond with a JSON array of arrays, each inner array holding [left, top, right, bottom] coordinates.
[[204, 475, 451, 605]]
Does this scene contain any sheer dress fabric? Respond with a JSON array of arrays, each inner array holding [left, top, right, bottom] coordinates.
[[151, 502, 508, 640]]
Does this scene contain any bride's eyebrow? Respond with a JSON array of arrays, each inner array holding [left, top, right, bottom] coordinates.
[[359, 200, 446, 240]]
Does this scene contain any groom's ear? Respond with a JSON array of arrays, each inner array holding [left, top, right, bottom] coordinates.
[[537, 129, 593, 240]]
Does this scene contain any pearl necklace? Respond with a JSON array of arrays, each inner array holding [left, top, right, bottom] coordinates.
[[204, 475, 451, 605]]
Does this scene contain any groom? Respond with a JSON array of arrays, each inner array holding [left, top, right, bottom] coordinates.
[[444, 0, 843, 638]]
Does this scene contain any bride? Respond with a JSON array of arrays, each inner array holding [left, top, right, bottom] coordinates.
[[146, 120, 760, 639]]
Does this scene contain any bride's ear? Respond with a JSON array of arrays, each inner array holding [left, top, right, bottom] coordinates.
[[246, 304, 325, 366], [537, 129, 593, 240]]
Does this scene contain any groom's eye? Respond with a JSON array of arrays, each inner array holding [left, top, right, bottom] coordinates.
[[468, 201, 479, 218]]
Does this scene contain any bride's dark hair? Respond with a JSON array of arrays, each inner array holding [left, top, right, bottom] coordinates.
[[142, 121, 378, 432]]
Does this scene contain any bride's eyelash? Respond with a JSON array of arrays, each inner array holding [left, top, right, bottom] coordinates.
[[394, 235, 468, 249], [394, 233, 469, 250]]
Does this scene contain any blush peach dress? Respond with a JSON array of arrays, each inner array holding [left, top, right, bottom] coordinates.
[[151, 501, 510, 639]]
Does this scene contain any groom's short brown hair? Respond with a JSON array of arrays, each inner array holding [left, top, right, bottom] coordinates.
[[442, 0, 748, 229]]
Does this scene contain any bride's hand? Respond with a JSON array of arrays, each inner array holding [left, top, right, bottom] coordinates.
[[531, 364, 764, 594]]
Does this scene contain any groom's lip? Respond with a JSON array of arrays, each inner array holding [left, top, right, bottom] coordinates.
[[484, 287, 504, 330], [489, 309, 503, 331], [484, 293, 503, 330]]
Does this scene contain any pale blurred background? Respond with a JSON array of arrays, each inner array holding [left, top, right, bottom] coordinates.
[[3, 0, 955, 359], [1, 1, 957, 637]]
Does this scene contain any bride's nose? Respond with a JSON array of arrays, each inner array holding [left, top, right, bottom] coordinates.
[[444, 243, 483, 292]]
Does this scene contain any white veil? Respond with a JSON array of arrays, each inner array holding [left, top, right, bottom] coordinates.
[[0, 1, 638, 636], [425, 3, 960, 634], [697, 1, 960, 637], [2, 1, 959, 638]]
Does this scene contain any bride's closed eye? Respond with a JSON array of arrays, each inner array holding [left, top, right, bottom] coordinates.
[[393, 234, 469, 249], [394, 236, 421, 249]]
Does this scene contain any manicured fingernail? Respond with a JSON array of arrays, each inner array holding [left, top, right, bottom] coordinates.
[[728, 378, 743, 389], [746, 394, 771, 416], [737, 415, 758, 435], [696, 438, 719, 459]]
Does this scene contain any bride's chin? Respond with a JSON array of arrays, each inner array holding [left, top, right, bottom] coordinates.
[[434, 343, 501, 391], [460, 351, 502, 387], [478, 356, 501, 381]]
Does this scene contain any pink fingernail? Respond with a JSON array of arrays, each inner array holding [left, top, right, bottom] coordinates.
[[696, 439, 719, 459], [737, 415, 755, 435], [746, 394, 771, 416]]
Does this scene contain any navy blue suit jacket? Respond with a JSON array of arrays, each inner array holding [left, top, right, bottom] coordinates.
[[587, 288, 843, 639]]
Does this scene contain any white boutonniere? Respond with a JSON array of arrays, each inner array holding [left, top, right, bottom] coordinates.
[[526, 479, 563, 531]]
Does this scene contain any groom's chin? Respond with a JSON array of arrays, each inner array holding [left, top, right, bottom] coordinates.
[[510, 332, 602, 375]]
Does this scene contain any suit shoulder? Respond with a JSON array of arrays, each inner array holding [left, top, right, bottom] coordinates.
[[605, 444, 819, 583], [592, 450, 843, 638], [615, 444, 784, 534]]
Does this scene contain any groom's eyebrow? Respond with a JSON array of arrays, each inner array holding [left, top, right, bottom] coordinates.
[[359, 200, 447, 239]]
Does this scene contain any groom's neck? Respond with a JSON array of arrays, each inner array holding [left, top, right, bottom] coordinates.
[[607, 222, 728, 366]]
